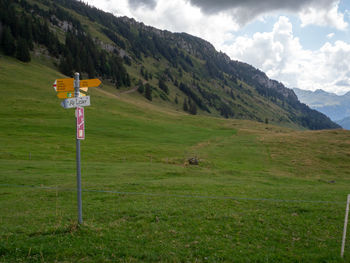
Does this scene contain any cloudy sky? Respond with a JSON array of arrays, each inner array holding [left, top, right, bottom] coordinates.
[[85, 0, 350, 94]]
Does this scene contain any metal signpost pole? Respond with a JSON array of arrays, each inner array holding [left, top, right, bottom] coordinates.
[[341, 194, 350, 258], [74, 72, 83, 224], [54, 75, 99, 224]]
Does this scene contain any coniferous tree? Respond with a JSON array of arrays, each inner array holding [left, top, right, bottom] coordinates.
[[21, 15, 34, 50], [59, 54, 74, 77], [86, 56, 95, 78], [16, 38, 30, 62], [189, 99, 197, 115], [158, 78, 169, 94], [183, 99, 188, 112], [137, 80, 144, 94], [145, 83, 152, 101], [1, 26, 16, 56], [125, 73, 131, 87], [124, 56, 131, 66], [230, 90, 235, 99]]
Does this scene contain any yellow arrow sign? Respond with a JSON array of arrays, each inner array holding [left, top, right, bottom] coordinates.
[[80, 79, 101, 88], [56, 78, 74, 92], [56, 92, 86, 99]]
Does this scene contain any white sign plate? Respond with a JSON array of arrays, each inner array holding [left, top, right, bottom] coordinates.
[[61, 96, 91, 109]]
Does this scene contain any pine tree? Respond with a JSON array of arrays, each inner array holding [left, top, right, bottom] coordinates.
[[16, 38, 30, 62], [230, 90, 235, 99], [145, 83, 152, 101], [22, 15, 34, 50], [59, 54, 74, 77], [188, 99, 197, 115], [138, 80, 144, 94], [183, 99, 188, 112], [1, 26, 16, 56], [125, 73, 131, 87], [158, 78, 169, 94], [86, 56, 95, 78]]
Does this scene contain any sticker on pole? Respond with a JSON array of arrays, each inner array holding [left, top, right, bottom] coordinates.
[[61, 96, 91, 109], [76, 107, 85, 140]]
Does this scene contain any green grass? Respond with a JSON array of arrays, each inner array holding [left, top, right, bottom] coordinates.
[[1, 55, 350, 262]]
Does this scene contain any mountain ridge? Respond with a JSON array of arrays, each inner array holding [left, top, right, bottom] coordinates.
[[293, 88, 350, 123], [0, 0, 340, 130]]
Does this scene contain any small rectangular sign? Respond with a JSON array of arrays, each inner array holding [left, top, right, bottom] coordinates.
[[57, 92, 74, 99], [57, 92, 86, 99], [56, 78, 74, 92], [61, 96, 91, 109], [76, 107, 85, 140]]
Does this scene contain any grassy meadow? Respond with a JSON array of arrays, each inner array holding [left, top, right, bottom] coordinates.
[[1, 55, 350, 262]]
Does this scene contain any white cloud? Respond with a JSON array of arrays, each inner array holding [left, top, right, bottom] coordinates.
[[86, 0, 348, 34], [222, 16, 350, 94], [327, 33, 335, 39], [84, 0, 350, 94], [112, 0, 348, 30], [299, 1, 348, 30], [88, 0, 239, 50], [86, 0, 132, 17]]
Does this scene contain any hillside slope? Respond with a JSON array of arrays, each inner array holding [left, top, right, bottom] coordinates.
[[1, 55, 350, 262], [0, 0, 340, 130]]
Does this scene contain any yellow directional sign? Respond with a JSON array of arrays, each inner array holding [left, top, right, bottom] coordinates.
[[54, 78, 100, 93], [57, 92, 86, 99], [56, 78, 74, 92], [80, 79, 101, 88]]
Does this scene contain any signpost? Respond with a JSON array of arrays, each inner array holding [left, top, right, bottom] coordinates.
[[54, 73, 101, 224]]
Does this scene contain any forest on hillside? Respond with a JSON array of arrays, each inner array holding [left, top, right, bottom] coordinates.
[[0, 0, 130, 87], [0, 0, 340, 130]]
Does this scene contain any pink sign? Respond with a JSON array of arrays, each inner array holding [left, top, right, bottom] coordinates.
[[76, 107, 85, 140]]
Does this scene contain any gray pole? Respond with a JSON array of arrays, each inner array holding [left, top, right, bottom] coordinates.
[[74, 72, 83, 224], [341, 194, 350, 258]]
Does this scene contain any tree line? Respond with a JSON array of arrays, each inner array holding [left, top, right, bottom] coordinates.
[[0, 0, 130, 88]]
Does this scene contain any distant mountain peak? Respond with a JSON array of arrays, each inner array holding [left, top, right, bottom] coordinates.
[[293, 88, 350, 122]]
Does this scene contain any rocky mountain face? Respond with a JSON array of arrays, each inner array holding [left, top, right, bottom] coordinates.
[[0, 0, 340, 130]]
